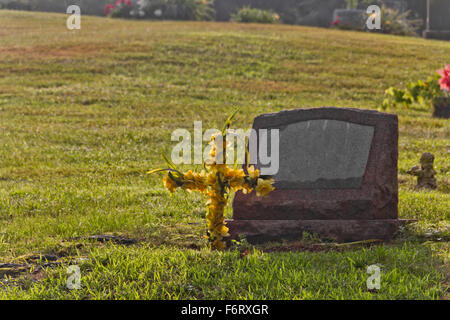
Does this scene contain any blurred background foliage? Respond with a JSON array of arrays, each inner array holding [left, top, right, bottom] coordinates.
[[0, 0, 449, 33]]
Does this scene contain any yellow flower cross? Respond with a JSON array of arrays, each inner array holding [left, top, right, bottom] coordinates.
[[148, 112, 275, 250]]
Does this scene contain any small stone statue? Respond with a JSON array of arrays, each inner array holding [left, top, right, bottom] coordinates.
[[407, 152, 437, 190]]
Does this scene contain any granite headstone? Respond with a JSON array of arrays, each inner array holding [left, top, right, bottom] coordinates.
[[332, 9, 366, 29], [229, 107, 407, 243]]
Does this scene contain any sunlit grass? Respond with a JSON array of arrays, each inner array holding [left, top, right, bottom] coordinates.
[[0, 10, 448, 299]]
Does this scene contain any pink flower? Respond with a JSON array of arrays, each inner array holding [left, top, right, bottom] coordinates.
[[125, 0, 132, 6], [437, 64, 450, 91], [331, 19, 340, 26], [104, 3, 116, 15]]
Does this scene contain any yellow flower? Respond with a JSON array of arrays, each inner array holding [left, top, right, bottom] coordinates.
[[206, 172, 217, 185], [224, 167, 245, 180], [184, 170, 195, 181], [194, 170, 207, 184], [229, 179, 245, 191], [224, 167, 246, 191], [180, 170, 209, 193], [210, 132, 220, 141], [163, 175, 178, 193], [213, 164, 227, 175], [247, 165, 259, 180], [241, 181, 253, 194], [213, 239, 226, 250], [215, 224, 229, 237], [208, 145, 216, 155], [255, 178, 275, 197], [207, 193, 226, 207]]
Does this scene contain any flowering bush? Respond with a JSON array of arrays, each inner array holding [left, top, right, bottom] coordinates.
[[378, 5, 422, 37], [105, 0, 134, 18], [148, 112, 275, 250], [136, 0, 215, 21], [231, 6, 280, 24], [437, 64, 450, 92], [381, 64, 449, 110]]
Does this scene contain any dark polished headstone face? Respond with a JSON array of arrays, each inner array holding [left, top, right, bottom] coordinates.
[[229, 107, 401, 243], [272, 119, 374, 189]]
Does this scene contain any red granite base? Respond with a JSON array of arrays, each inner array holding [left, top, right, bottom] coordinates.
[[227, 219, 411, 243]]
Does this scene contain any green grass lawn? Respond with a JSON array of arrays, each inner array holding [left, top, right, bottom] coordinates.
[[0, 10, 448, 299]]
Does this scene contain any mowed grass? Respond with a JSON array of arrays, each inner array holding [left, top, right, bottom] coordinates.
[[0, 10, 448, 299]]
